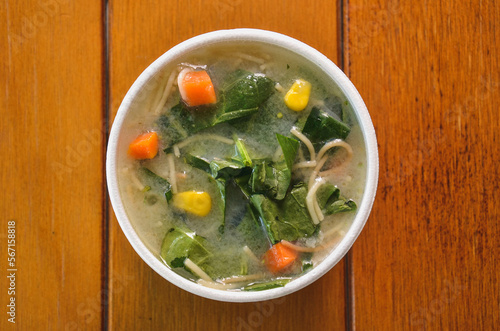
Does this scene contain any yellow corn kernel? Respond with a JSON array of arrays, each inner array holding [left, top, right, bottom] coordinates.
[[284, 79, 311, 111], [173, 191, 212, 217]]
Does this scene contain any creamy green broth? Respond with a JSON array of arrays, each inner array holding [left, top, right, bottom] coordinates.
[[117, 43, 366, 290]]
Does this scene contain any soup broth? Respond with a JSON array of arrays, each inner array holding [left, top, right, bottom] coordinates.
[[117, 43, 366, 291]]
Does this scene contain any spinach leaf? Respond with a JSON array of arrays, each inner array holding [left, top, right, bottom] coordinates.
[[201, 249, 245, 279], [273, 159, 291, 200], [157, 103, 216, 149], [212, 71, 274, 124], [281, 183, 317, 236], [316, 183, 340, 208], [137, 167, 173, 202], [237, 205, 270, 257], [302, 262, 313, 273], [234, 173, 252, 199], [316, 182, 357, 215], [233, 135, 253, 167], [276, 134, 299, 171], [302, 106, 351, 143], [249, 160, 277, 196], [250, 184, 317, 243], [325, 199, 357, 214], [324, 96, 354, 125], [248, 134, 299, 200], [209, 158, 250, 180], [221, 72, 274, 114], [248, 159, 290, 201], [184, 154, 211, 173], [160, 227, 211, 269], [213, 107, 259, 125], [243, 278, 291, 291], [273, 134, 299, 199]]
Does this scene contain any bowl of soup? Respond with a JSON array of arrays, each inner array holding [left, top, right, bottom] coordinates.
[[106, 29, 378, 302]]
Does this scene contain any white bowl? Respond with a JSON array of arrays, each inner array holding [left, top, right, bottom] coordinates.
[[106, 29, 378, 302]]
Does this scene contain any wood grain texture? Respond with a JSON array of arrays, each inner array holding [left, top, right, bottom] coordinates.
[[107, 1, 344, 330], [0, 0, 104, 329], [344, 0, 500, 329]]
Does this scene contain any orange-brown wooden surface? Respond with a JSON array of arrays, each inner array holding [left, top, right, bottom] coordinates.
[[2, 0, 499, 330], [344, 0, 500, 329], [107, 1, 345, 330], [0, 0, 104, 330]]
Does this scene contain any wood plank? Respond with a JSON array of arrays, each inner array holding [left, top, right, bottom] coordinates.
[[108, 1, 344, 330], [0, 0, 104, 329], [344, 0, 500, 329]]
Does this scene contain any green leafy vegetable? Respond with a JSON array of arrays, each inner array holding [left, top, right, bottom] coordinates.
[[325, 199, 357, 214], [243, 278, 291, 291], [302, 106, 351, 143], [274, 134, 299, 199], [302, 262, 313, 273], [316, 183, 340, 208], [276, 134, 299, 171], [184, 154, 211, 173], [248, 135, 298, 201], [209, 158, 249, 180], [249, 183, 317, 243], [160, 227, 211, 269], [213, 107, 259, 125], [137, 167, 173, 202], [237, 205, 270, 256], [249, 160, 277, 195], [249, 158, 291, 200], [316, 182, 357, 215], [281, 183, 317, 236], [234, 173, 252, 199], [233, 134, 253, 167], [157, 103, 216, 149], [220, 71, 274, 114]]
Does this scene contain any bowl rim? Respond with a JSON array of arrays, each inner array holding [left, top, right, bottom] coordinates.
[[106, 28, 379, 302]]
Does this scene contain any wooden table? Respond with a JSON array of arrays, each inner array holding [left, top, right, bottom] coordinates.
[[1, 0, 499, 329]]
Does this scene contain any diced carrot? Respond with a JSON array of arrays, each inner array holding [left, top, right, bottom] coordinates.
[[178, 69, 217, 107], [128, 132, 158, 159], [264, 242, 298, 274]]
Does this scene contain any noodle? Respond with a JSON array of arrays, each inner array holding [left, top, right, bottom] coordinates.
[[290, 127, 316, 161], [306, 178, 325, 224], [316, 139, 353, 169], [173, 145, 181, 158], [308, 156, 328, 190], [292, 160, 317, 170], [153, 69, 177, 114], [167, 153, 178, 194], [281, 234, 341, 252], [243, 246, 261, 265], [184, 258, 212, 282], [196, 279, 243, 290], [221, 273, 268, 284]]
